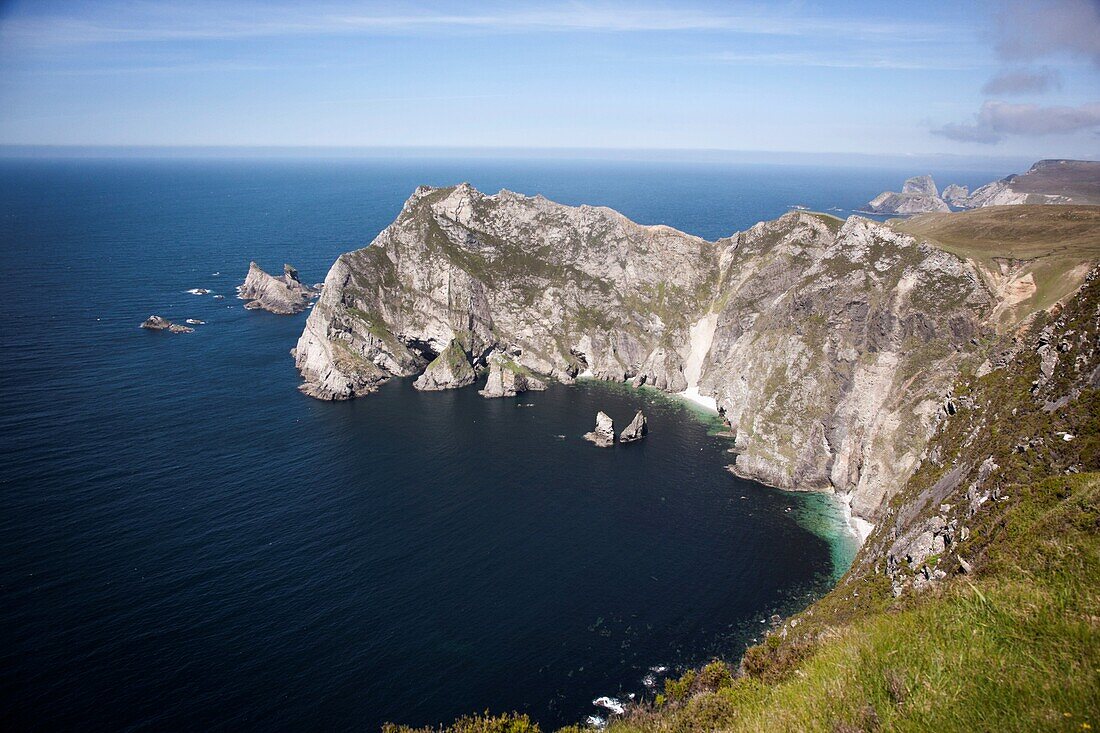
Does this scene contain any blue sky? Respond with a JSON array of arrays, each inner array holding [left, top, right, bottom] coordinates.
[[0, 0, 1097, 157]]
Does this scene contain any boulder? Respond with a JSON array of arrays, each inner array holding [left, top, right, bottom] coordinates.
[[619, 410, 648, 443]]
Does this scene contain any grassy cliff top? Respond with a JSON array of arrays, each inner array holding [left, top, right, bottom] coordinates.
[[892, 205, 1100, 328]]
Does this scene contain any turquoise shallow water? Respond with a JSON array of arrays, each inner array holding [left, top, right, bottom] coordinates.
[[0, 157, 999, 730]]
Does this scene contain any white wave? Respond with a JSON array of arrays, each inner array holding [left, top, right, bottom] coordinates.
[[839, 492, 875, 544], [592, 696, 625, 714]]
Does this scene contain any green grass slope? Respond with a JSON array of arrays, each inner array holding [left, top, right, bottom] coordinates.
[[892, 206, 1100, 328]]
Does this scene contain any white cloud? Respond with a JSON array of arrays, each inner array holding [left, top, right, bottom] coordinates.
[[932, 100, 1100, 144], [981, 68, 1062, 95]]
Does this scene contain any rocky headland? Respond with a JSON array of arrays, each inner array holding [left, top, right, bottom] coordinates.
[[293, 184, 1099, 537], [942, 159, 1100, 209], [284, 183, 1100, 732], [238, 261, 317, 314]]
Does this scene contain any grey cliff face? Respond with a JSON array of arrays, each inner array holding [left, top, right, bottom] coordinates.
[[619, 411, 648, 443], [294, 184, 1013, 526], [585, 411, 615, 447], [940, 184, 969, 207], [902, 175, 938, 198], [478, 352, 547, 398], [238, 261, 316, 314]]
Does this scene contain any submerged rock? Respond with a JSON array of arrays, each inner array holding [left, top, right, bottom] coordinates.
[[584, 411, 615, 447], [238, 261, 316, 314], [619, 410, 648, 443]]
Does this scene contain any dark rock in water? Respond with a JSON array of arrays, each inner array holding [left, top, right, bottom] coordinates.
[[619, 410, 648, 443], [141, 315, 193, 333], [238, 261, 316, 314], [141, 315, 172, 330], [584, 411, 615, 447]]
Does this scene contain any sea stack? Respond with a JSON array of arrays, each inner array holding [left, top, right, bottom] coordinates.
[[584, 411, 615, 447], [238, 261, 316, 314], [619, 410, 648, 443]]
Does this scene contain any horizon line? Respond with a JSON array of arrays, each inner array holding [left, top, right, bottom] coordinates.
[[0, 144, 1065, 165]]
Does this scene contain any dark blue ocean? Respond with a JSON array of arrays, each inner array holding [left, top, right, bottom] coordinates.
[[0, 157, 1006, 730]]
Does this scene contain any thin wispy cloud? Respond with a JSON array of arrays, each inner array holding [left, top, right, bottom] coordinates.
[[703, 51, 980, 71], [0, 2, 952, 47]]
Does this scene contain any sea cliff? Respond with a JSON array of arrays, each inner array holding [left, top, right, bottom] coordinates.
[[293, 187, 1097, 530]]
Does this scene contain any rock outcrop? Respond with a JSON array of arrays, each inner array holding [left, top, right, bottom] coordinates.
[[865, 175, 950, 214], [238, 261, 316, 314], [940, 184, 969, 207], [141, 315, 193, 333], [414, 338, 477, 391], [584, 411, 615, 447], [619, 411, 648, 443], [478, 352, 547, 398], [294, 184, 1097, 527]]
